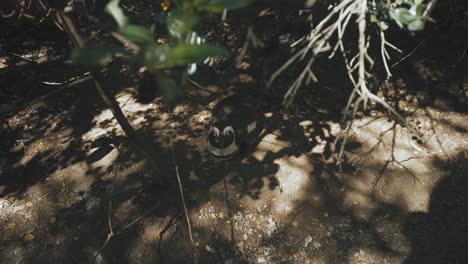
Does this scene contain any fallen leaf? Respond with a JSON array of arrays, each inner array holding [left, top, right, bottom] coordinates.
[[292, 220, 299, 227], [24, 233, 34, 241]]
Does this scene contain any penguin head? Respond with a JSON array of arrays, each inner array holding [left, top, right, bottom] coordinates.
[[207, 122, 239, 158]]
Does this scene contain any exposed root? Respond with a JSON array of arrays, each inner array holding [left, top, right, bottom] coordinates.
[[371, 122, 421, 200]]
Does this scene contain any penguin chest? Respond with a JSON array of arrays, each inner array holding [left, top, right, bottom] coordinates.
[[207, 125, 240, 158]]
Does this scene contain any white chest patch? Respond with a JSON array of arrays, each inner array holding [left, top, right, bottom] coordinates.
[[208, 141, 239, 157]]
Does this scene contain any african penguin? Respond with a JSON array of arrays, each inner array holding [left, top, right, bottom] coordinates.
[[207, 95, 264, 159]]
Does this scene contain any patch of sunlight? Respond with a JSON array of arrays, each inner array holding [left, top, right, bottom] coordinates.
[[49, 163, 92, 190], [141, 222, 163, 242], [239, 133, 315, 220], [272, 154, 314, 217], [83, 90, 159, 142], [252, 133, 291, 161], [186, 109, 211, 131], [15, 127, 73, 167], [343, 113, 468, 215], [116, 90, 157, 113], [348, 247, 395, 264], [342, 188, 377, 221]]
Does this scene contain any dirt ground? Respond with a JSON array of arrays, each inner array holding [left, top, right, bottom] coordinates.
[[1, 1, 468, 264]]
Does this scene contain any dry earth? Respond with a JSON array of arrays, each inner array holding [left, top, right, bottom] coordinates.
[[1, 1, 467, 263]]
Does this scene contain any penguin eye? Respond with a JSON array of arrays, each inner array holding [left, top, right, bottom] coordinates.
[[209, 126, 220, 137], [223, 126, 234, 136]]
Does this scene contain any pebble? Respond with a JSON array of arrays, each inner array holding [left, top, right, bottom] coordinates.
[[304, 236, 312, 247], [258, 256, 267, 263]]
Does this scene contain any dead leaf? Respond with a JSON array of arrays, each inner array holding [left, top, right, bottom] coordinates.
[[24, 233, 34, 241], [292, 220, 299, 227]]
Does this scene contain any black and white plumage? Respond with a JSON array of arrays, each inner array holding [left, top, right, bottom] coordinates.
[[207, 95, 264, 159]]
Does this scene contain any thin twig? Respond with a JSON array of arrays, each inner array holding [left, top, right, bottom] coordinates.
[[380, 30, 392, 79], [371, 123, 420, 200], [115, 203, 160, 234], [91, 162, 119, 263], [391, 40, 425, 68], [223, 177, 236, 245], [169, 112, 194, 246]]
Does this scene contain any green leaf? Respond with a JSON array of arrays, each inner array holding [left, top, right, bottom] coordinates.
[[394, 7, 415, 24], [379, 21, 389, 31], [166, 44, 227, 66], [413, 3, 425, 16], [70, 48, 112, 66], [157, 74, 182, 102], [195, 0, 251, 13], [408, 18, 425, 31], [144, 46, 170, 69], [105, 0, 128, 28], [119, 24, 154, 45], [167, 11, 200, 38], [70, 47, 113, 66]]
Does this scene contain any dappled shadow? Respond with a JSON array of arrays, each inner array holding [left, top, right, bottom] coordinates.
[[1, 0, 467, 263]]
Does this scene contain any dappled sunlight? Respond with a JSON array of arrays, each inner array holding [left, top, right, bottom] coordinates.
[[343, 112, 468, 214], [347, 246, 400, 264], [1, 0, 466, 260], [341, 189, 378, 221], [253, 133, 291, 160], [272, 155, 314, 216]]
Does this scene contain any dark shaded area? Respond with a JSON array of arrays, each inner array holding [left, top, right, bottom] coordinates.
[[403, 153, 468, 264]]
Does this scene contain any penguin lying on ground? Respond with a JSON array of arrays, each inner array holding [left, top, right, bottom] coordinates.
[[207, 95, 264, 159]]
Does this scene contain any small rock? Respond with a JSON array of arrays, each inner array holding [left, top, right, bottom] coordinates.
[[292, 220, 299, 227], [313, 241, 321, 249], [243, 234, 248, 241], [12, 205, 25, 213], [257, 256, 267, 263], [205, 245, 213, 253], [304, 236, 312, 247]]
